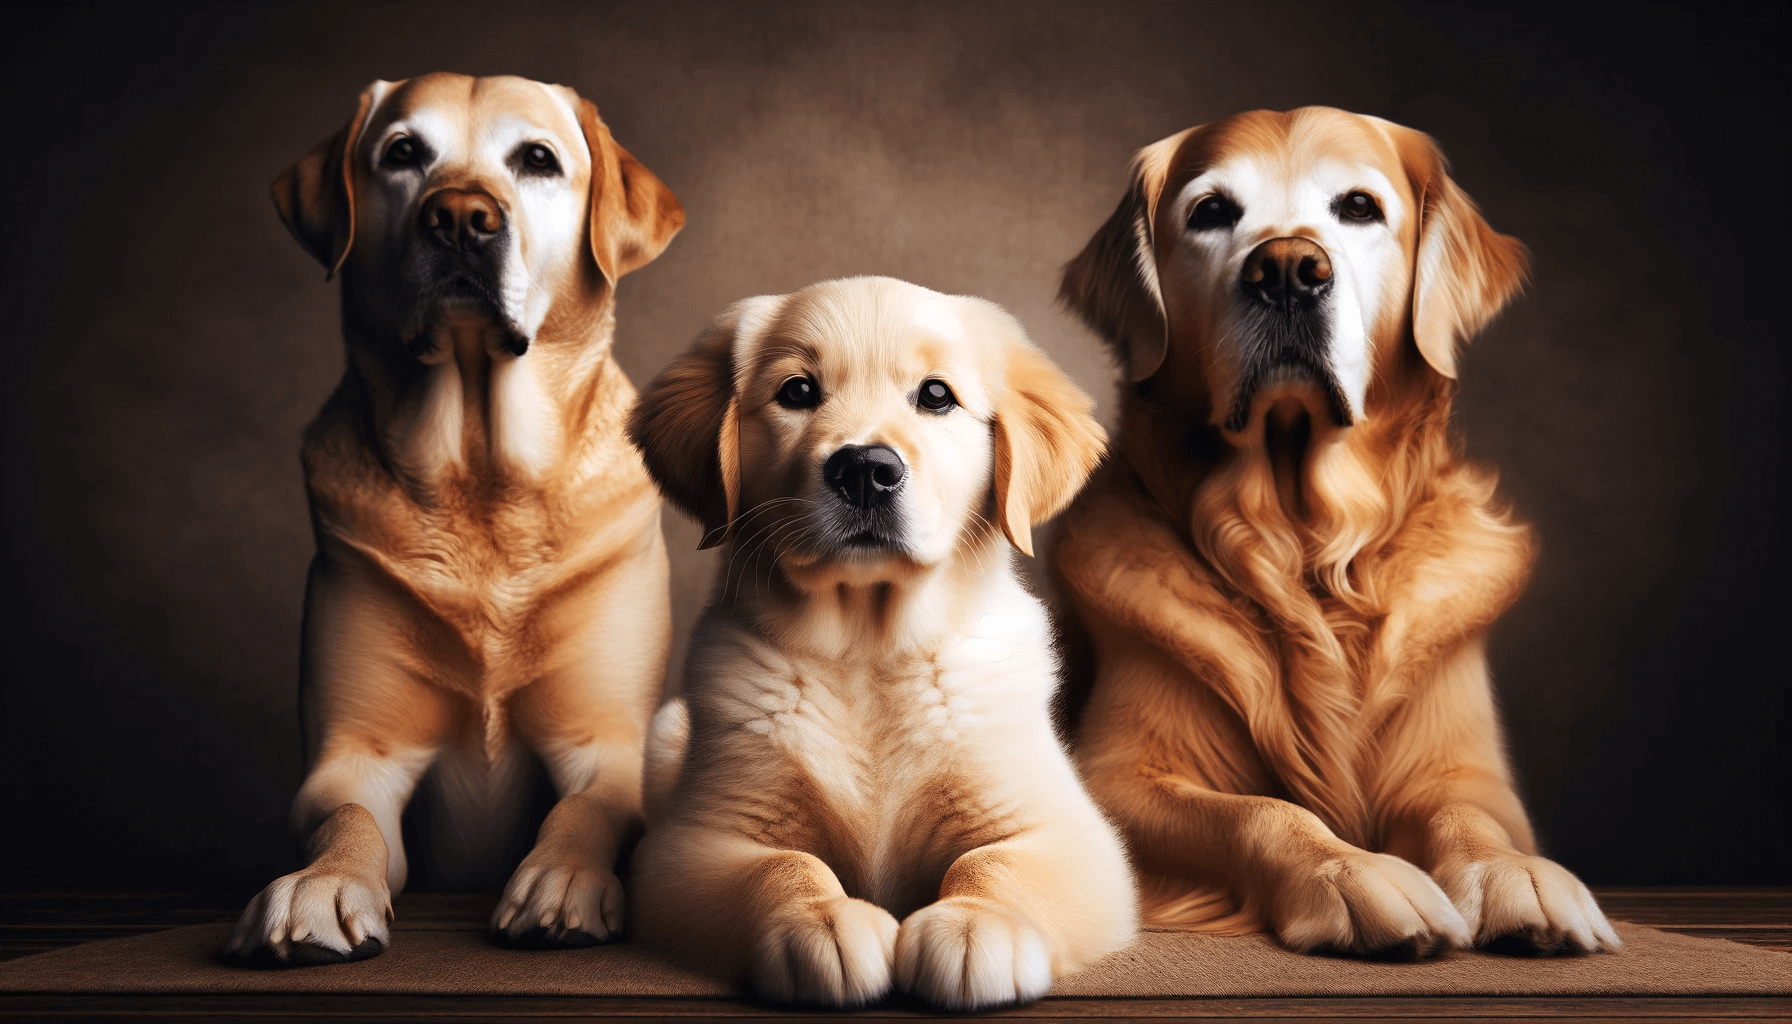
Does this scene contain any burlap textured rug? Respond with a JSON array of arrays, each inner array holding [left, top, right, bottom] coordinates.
[[2, 912, 1787, 998]]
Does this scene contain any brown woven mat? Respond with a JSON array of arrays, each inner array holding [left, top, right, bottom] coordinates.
[[1, 915, 1786, 998]]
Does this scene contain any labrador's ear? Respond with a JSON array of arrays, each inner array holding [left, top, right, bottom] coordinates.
[[628, 297, 780, 549], [1058, 129, 1190, 382], [270, 80, 393, 280], [978, 307, 1108, 557], [576, 97, 686, 287], [1395, 128, 1530, 379]]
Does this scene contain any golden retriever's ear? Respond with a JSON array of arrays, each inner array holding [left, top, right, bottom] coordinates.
[[1399, 131, 1530, 379], [1058, 130, 1188, 382], [629, 298, 779, 549], [983, 311, 1108, 557], [270, 81, 391, 281], [576, 97, 686, 287]]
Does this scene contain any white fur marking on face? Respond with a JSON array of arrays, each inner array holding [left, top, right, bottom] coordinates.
[[1168, 153, 1412, 423]]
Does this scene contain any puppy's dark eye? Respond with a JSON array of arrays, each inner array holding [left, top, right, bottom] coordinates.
[[382, 137, 421, 168], [519, 143, 561, 175], [1189, 194, 1241, 230], [776, 375, 821, 410], [917, 378, 957, 413], [1336, 190, 1383, 223]]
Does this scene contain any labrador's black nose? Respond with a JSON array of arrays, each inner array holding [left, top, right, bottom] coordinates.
[[824, 445, 907, 509]]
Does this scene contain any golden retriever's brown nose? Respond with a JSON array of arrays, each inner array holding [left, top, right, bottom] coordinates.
[[1241, 237, 1332, 310], [419, 188, 505, 249], [824, 445, 907, 509]]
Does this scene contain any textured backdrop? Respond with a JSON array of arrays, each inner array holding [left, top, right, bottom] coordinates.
[[2, 0, 1785, 891]]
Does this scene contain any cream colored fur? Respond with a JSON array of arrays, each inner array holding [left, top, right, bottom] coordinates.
[[627, 277, 1136, 1009]]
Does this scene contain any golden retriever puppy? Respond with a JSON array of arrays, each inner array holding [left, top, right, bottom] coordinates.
[[225, 73, 683, 964], [1051, 107, 1619, 957], [625, 276, 1137, 1008]]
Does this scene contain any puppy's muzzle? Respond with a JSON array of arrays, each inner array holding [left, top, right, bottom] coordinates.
[[1240, 237, 1332, 312], [419, 188, 505, 251], [824, 445, 907, 509]]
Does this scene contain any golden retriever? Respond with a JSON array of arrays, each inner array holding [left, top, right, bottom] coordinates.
[[225, 73, 684, 964], [625, 276, 1137, 1008], [1051, 107, 1619, 957]]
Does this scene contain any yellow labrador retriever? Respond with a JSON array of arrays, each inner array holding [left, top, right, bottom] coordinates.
[[626, 277, 1136, 1009], [1052, 107, 1619, 957], [226, 73, 683, 964]]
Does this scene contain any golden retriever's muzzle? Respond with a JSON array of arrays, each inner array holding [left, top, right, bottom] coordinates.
[[818, 444, 909, 551], [401, 186, 528, 358], [1224, 237, 1352, 432]]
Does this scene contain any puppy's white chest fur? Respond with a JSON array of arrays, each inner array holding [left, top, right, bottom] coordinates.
[[683, 586, 1056, 909]]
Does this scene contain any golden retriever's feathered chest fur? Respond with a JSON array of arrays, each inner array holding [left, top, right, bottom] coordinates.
[[1056, 428, 1535, 847]]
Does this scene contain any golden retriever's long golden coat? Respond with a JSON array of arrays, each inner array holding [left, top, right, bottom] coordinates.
[[1052, 108, 1618, 956]]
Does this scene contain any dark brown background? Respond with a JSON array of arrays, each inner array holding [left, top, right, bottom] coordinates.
[[2, 1, 1785, 892]]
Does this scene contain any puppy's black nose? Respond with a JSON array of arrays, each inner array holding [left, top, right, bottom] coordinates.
[[418, 188, 505, 249], [824, 445, 907, 509], [1240, 237, 1332, 310]]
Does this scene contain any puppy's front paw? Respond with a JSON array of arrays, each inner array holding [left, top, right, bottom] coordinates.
[[751, 896, 899, 1006], [492, 856, 624, 947], [1272, 848, 1470, 958], [224, 868, 391, 967], [1434, 853, 1620, 954], [894, 897, 1053, 1010]]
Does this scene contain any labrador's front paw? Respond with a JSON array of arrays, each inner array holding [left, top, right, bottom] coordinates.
[[1271, 847, 1470, 958], [751, 896, 900, 1006], [492, 854, 624, 947], [895, 897, 1053, 1010], [224, 868, 392, 967], [1434, 853, 1620, 954]]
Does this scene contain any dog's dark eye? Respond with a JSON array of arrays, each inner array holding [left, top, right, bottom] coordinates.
[[1336, 191, 1383, 223], [1189, 194, 1241, 230], [382, 137, 421, 168], [776, 375, 821, 410], [519, 143, 561, 175], [917, 378, 957, 413]]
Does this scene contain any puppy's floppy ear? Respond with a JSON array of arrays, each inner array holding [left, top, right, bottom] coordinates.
[[270, 80, 392, 281], [1058, 130, 1189, 382], [628, 297, 780, 550], [977, 306, 1108, 557], [576, 97, 686, 287], [1395, 128, 1530, 379]]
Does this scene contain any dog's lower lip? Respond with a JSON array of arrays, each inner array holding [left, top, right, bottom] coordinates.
[[843, 531, 890, 548]]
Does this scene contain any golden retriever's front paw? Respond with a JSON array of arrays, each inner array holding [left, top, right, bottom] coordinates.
[[1434, 853, 1620, 954], [1271, 849, 1471, 958], [894, 897, 1053, 1010], [751, 896, 899, 1006], [223, 868, 392, 967], [492, 857, 623, 947]]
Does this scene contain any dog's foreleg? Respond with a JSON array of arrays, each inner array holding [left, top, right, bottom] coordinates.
[[225, 743, 436, 964], [635, 831, 900, 1006], [1375, 641, 1621, 954], [893, 821, 1137, 1011]]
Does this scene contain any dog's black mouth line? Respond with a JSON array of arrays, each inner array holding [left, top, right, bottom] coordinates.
[[402, 274, 530, 358], [1224, 361, 1353, 433], [1221, 300, 1353, 433]]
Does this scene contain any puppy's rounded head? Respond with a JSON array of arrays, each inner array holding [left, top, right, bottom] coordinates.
[[628, 277, 1105, 593]]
